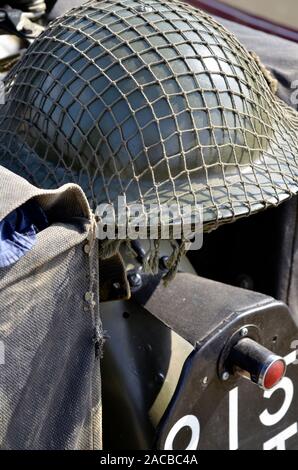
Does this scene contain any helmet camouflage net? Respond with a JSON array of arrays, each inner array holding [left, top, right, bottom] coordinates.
[[0, 0, 298, 271]]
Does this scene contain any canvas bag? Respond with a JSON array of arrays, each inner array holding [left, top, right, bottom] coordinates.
[[0, 165, 102, 449]]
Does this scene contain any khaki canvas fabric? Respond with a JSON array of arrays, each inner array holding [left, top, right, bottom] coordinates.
[[0, 166, 102, 450]]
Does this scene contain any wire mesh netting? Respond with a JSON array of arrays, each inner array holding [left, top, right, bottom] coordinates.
[[0, 0, 298, 231]]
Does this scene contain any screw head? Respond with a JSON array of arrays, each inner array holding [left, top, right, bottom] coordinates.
[[241, 327, 249, 337], [128, 271, 142, 288], [221, 371, 230, 381]]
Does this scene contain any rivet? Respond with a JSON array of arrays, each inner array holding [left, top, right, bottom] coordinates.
[[84, 243, 90, 254], [241, 327, 249, 337], [156, 372, 165, 384], [221, 371, 230, 381]]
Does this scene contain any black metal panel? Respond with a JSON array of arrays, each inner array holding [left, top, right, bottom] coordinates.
[[145, 273, 275, 346], [188, 199, 298, 303], [101, 300, 187, 450], [156, 298, 298, 450], [102, 273, 298, 450]]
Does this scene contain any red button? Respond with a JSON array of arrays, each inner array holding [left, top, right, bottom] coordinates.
[[263, 360, 286, 389]]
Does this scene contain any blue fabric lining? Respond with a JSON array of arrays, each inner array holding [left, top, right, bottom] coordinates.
[[0, 200, 48, 268]]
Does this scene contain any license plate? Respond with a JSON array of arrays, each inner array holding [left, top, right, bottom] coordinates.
[[160, 348, 298, 450]]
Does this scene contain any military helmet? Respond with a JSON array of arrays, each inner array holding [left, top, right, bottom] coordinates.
[[0, 0, 298, 231]]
